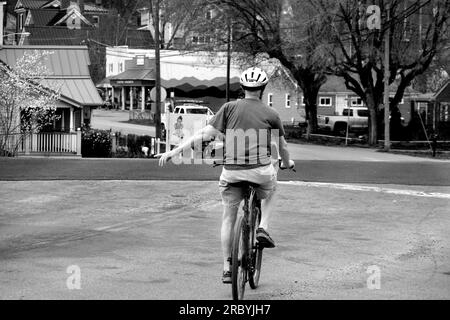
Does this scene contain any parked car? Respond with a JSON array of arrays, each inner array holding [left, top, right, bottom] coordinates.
[[318, 107, 369, 136]]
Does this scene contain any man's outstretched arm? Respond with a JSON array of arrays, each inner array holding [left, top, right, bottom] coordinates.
[[158, 125, 220, 166]]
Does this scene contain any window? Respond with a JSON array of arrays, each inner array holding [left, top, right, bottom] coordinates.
[[285, 93, 291, 108], [357, 109, 369, 117], [136, 56, 145, 66], [118, 63, 123, 73], [268, 93, 273, 107], [186, 108, 208, 114], [92, 15, 99, 27], [18, 13, 24, 30], [192, 35, 211, 44], [351, 97, 364, 107], [342, 109, 353, 116], [206, 10, 213, 20], [108, 63, 113, 73], [319, 97, 332, 107]]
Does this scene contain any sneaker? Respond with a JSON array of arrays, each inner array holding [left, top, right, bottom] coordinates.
[[256, 228, 276, 248], [222, 271, 232, 284]]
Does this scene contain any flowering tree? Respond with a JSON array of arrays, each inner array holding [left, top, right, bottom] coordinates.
[[0, 51, 60, 156]]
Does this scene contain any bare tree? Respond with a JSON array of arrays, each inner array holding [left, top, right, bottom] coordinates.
[[147, 0, 206, 49], [315, 0, 450, 144], [205, 0, 334, 135]]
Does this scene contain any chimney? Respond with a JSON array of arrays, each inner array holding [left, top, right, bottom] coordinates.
[[0, 1, 6, 46]]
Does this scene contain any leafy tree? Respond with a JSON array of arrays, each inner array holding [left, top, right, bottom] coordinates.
[[0, 51, 60, 156]]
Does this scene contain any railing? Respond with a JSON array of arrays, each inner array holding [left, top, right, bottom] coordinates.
[[0, 130, 81, 157]]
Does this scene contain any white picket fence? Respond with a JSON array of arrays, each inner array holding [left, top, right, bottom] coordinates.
[[1, 130, 81, 157]]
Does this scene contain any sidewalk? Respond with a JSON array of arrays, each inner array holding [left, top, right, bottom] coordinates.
[[287, 143, 448, 162]]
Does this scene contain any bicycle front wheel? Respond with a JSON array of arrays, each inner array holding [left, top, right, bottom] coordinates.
[[231, 215, 247, 300]]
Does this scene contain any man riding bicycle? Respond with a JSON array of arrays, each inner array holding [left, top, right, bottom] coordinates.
[[158, 67, 295, 284]]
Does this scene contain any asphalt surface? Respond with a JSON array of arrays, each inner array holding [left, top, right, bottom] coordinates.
[[1, 145, 449, 300], [0, 180, 449, 300], [0, 158, 449, 186]]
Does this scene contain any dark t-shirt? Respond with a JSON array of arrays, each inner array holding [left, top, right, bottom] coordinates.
[[208, 98, 285, 170]]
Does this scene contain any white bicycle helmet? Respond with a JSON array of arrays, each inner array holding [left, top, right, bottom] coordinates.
[[240, 67, 269, 88]]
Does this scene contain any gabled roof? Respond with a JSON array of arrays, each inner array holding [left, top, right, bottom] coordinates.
[[15, 0, 49, 10], [53, 8, 93, 27], [28, 9, 64, 26], [434, 80, 450, 103], [0, 45, 103, 106]]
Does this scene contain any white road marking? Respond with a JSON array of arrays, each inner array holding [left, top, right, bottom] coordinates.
[[278, 181, 450, 199]]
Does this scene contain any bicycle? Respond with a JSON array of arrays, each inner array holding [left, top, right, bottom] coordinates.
[[214, 158, 295, 301]]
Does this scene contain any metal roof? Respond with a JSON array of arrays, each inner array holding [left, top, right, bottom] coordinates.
[[109, 69, 155, 81], [43, 78, 103, 106], [0, 45, 102, 107], [0, 45, 91, 76]]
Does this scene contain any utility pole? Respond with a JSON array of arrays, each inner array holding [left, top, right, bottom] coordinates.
[[226, 14, 231, 102], [154, 0, 162, 139], [383, 4, 390, 151]]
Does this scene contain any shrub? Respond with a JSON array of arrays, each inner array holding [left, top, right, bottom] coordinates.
[[82, 129, 112, 158]]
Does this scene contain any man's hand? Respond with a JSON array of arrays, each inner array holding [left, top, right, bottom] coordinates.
[[157, 150, 178, 166], [279, 159, 295, 171]]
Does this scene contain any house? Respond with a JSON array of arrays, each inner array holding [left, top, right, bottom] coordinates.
[[412, 81, 450, 139], [8, 0, 110, 45], [0, 45, 103, 156], [315, 75, 421, 125]]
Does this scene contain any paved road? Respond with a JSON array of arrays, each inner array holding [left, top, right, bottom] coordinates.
[[1, 140, 449, 299], [0, 180, 449, 299], [1, 158, 449, 186], [91, 110, 156, 136]]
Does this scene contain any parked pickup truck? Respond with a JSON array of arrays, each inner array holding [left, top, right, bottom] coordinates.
[[161, 103, 215, 141], [317, 107, 369, 136]]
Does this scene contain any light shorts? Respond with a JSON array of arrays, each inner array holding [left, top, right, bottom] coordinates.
[[218, 164, 277, 209]]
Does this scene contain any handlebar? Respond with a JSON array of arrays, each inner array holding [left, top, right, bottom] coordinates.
[[213, 159, 296, 172]]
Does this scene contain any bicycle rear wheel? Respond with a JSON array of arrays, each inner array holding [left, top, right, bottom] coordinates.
[[249, 205, 263, 289], [231, 215, 247, 300]]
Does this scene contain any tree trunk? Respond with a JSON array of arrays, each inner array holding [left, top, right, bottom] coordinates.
[[365, 94, 378, 145], [303, 86, 320, 139]]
